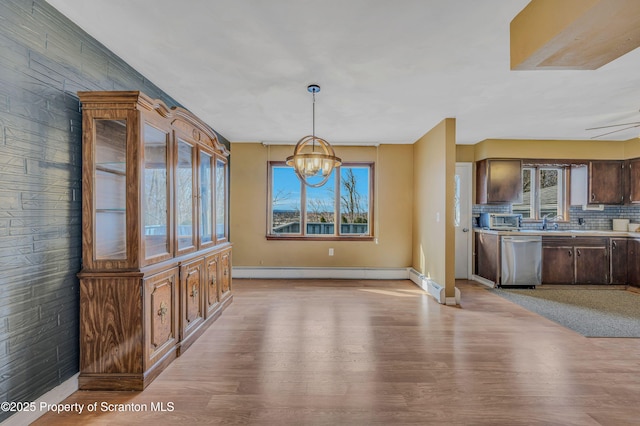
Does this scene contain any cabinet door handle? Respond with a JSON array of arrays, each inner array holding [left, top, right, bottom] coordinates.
[[591, 193, 596, 201], [191, 284, 199, 299], [568, 250, 572, 257], [612, 241, 617, 249], [577, 249, 581, 256]]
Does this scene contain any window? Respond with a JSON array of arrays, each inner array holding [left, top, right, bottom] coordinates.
[[268, 162, 374, 239], [512, 166, 567, 220]]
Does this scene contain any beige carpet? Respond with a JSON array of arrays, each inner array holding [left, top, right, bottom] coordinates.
[[490, 288, 640, 337]]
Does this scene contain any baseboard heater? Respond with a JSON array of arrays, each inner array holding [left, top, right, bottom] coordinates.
[[409, 268, 445, 304], [232, 266, 409, 280]]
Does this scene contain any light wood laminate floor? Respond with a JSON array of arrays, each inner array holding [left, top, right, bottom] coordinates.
[[33, 279, 640, 425]]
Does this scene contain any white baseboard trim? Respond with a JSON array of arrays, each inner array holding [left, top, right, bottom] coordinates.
[[471, 274, 496, 288], [232, 266, 410, 280], [408, 268, 461, 305], [1, 373, 79, 426]]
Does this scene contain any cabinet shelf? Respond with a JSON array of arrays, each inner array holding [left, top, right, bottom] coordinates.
[[96, 163, 126, 175], [96, 208, 126, 213]]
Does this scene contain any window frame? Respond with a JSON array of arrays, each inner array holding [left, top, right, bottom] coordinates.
[[266, 161, 375, 241], [513, 164, 569, 222]]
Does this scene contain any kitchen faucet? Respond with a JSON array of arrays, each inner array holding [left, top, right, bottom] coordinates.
[[541, 213, 563, 230]]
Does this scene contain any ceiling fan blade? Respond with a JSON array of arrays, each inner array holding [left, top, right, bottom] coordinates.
[[590, 123, 640, 139], [586, 121, 640, 131]]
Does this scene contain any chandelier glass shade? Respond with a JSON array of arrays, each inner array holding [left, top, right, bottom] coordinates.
[[286, 85, 341, 188]]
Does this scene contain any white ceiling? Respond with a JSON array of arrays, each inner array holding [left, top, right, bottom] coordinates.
[[46, 0, 640, 145]]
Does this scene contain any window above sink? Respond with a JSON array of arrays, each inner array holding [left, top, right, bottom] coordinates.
[[512, 165, 569, 222]]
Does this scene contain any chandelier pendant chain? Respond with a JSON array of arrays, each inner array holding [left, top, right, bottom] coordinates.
[[312, 90, 316, 151]]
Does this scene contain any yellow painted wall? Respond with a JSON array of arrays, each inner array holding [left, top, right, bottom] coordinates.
[[473, 138, 627, 161], [456, 145, 475, 162], [625, 138, 640, 158], [412, 119, 456, 297], [230, 143, 414, 268]]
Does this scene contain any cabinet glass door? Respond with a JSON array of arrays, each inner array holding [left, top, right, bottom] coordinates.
[[143, 124, 170, 260], [215, 157, 227, 242], [176, 139, 195, 251], [94, 119, 127, 260], [200, 151, 213, 245]]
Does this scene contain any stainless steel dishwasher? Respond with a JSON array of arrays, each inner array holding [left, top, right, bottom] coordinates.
[[500, 235, 542, 287]]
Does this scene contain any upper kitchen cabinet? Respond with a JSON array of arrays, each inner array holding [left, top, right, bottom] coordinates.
[[589, 160, 624, 205], [627, 158, 640, 204], [476, 159, 522, 204]]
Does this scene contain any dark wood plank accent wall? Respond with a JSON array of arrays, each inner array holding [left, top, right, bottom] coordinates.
[[0, 1, 228, 421]]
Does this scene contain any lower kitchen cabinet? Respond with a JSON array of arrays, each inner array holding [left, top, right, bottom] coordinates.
[[610, 238, 628, 284], [475, 231, 499, 283], [574, 245, 608, 284], [542, 245, 574, 284], [542, 237, 608, 284], [628, 239, 640, 287]]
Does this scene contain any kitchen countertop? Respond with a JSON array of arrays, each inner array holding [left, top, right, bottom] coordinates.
[[474, 228, 640, 237]]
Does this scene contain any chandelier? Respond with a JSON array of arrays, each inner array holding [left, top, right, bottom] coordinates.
[[286, 84, 341, 187]]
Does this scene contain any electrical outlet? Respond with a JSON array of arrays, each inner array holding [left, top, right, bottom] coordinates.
[[329, 248, 334, 256]]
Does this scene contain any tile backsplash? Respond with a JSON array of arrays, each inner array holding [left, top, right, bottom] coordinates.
[[472, 204, 640, 231]]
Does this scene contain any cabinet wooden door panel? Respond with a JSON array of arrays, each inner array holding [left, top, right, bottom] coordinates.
[[542, 246, 574, 284], [180, 259, 204, 339], [476, 159, 522, 204], [589, 161, 624, 204], [204, 253, 220, 318], [574, 246, 608, 284], [475, 232, 499, 283], [629, 158, 640, 204], [145, 268, 179, 368], [220, 249, 232, 300], [628, 239, 640, 287], [610, 238, 628, 284]]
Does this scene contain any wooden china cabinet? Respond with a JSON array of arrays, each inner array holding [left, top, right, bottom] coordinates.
[[77, 91, 232, 390]]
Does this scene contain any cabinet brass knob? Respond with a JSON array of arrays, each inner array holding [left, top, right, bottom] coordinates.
[[157, 301, 168, 324], [191, 284, 198, 299]]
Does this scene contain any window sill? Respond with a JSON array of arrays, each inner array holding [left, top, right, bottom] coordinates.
[[266, 235, 375, 242]]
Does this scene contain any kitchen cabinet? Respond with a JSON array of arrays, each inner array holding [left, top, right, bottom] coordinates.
[[77, 91, 232, 390], [588, 160, 624, 204], [574, 244, 608, 284], [610, 238, 628, 284], [542, 244, 574, 284], [627, 158, 640, 204], [475, 231, 500, 283], [628, 238, 640, 287], [476, 159, 522, 204], [542, 236, 608, 284]]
